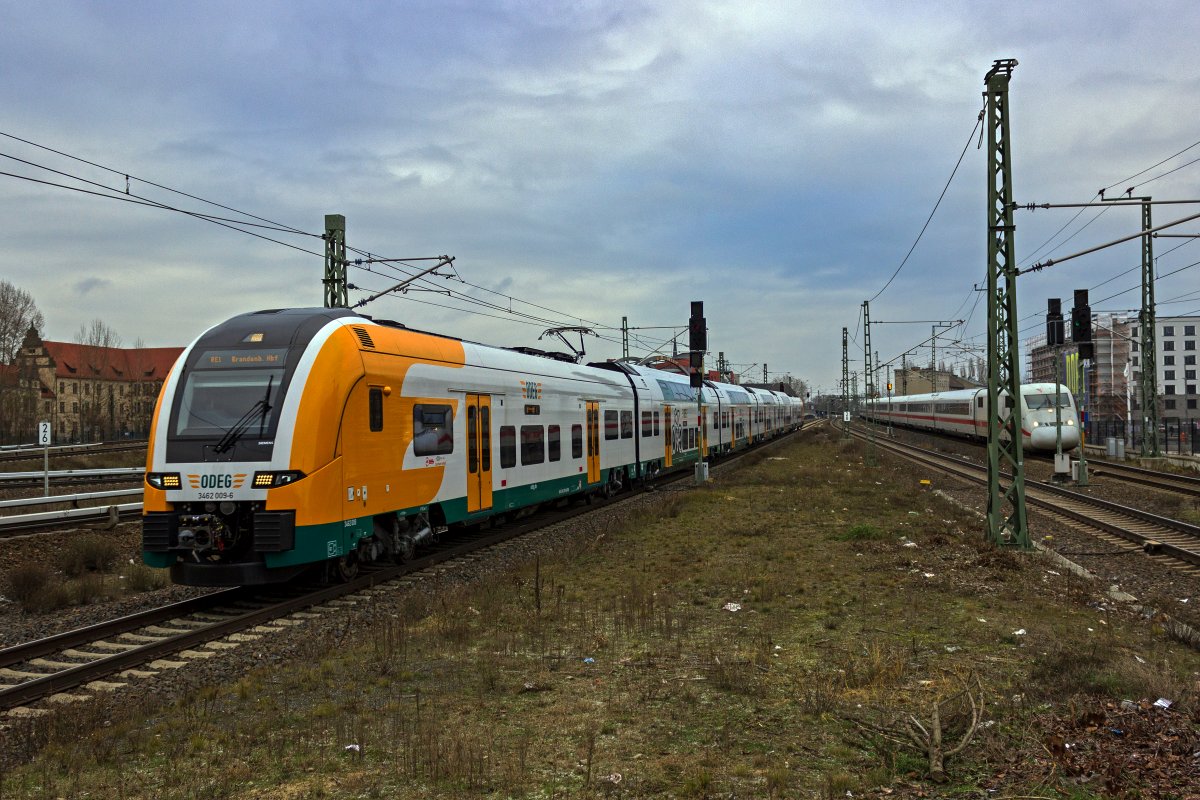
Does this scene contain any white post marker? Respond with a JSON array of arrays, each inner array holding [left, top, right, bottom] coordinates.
[[39, 421, 51, 496]]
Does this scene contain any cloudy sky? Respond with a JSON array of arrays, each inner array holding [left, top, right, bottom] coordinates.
[[2, 1, 1199, 396]]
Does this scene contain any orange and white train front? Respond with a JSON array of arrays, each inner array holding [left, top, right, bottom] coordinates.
[[141, 307, 449, 586]]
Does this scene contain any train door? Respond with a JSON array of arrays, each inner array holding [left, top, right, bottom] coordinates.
[[701, 405, 709, 457], [465, 394, 493, 513], [663, 404, 673, 467], [586, 401, 601, 484]]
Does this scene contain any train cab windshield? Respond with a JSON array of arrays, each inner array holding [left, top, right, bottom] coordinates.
[[174, 365, 284, 437], [1023, 392, 1072, 411], [167, 347, 291, 461]]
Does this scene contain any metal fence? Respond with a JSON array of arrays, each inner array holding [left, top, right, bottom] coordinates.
[[1085, 418, 1200, 456]]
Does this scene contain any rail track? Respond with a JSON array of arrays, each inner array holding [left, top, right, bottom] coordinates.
[[0, 428, 805, 713], [1084, 457, 1200, 497], [856, 429, 1200, 576], [864, 421, 1200, 499], [0, 441, 146, 466]]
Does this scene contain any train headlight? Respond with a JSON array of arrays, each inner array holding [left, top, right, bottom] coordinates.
[[252, 470, 306, 488], [146, 472, 182, 489], [1066, 418, 1075, 426], [1030, 421, 1039, 428]]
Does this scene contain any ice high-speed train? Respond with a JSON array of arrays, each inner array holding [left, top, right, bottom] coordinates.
[[141, 308, 804, 586], [860, 383, 1080, 451]]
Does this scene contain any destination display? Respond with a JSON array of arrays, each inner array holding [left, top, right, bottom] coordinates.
[[199, 349, 288, 369]]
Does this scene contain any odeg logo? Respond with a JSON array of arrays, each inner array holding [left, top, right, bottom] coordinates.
[[199, 474, 233, 489]]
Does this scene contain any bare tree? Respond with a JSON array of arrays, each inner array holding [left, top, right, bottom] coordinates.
[[0, 280, 45, 364], [75, 319, 123, 441]]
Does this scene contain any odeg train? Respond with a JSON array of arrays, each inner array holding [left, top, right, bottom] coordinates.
[[142, 307, 803, 586]]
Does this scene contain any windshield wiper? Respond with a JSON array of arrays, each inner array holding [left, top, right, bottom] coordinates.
[[212, 376, 274, 455]]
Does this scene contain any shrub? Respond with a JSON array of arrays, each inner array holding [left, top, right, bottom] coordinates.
[[60, 535, 121, 577], [835, 523, 888, 542], [4, 563, 53, 612], [125, 562, 169, 592]]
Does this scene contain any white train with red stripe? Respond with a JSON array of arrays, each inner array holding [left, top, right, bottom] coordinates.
[[861, 383, 1079, 451]]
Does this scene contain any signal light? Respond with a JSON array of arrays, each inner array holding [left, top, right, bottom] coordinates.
[[1072, 289, 1092, 344], [252, 470, 305, 488], [688, 300, 707, 353], [1046, 297, 1064, 347], [146, 472, 181, 489]]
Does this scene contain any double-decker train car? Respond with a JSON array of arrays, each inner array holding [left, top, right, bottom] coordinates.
[[861, 383, 1079, 451], [142, 308, 803, 586]]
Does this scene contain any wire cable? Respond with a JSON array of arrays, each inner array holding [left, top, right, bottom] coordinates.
[[0, 129, 312, 236], [868, 108, 984, 303]]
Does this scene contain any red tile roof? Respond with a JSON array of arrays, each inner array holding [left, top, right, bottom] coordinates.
[[42, 341, 182, 382]]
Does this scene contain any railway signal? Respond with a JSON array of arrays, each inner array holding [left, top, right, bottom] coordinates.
[[1071, 289, 1093, 360], [688, 301, 705, 389], [1046, 298, 1064, 346]]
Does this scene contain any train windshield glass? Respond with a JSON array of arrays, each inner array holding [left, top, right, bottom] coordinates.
[[174, 368, 285, 436], [1023, 393, 1072, 410]]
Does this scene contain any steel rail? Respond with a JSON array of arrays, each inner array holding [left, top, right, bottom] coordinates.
[[0, 502, 143, 534], [859, 430, 1200, 568], [1085, 458, 1200, 497], [0, 489, 142, 511], [0, 467, 144, 483]]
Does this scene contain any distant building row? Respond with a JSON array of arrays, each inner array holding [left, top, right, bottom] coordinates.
[[1028, 314, 1200, 423], [0, 327, 182, 445]]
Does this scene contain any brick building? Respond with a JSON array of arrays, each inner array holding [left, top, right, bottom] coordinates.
[[0, 327, 181, 444]]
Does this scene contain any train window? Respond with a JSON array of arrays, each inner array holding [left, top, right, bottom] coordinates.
[[604, 410, 619, 440], [620, 410, 633, 439], [641, 411, 653, 437], [467, 406, 477, 474], [548, 425, 561, 462], [499, 426, 516, 468], [572, 424, 583, 459], [653, 411, 660, 436], [520, 425, 545, 465], [480, 407, 491, 471], [369, 388, 384, 432], [977, 397, 983, 408], [413, 404, 453, 455], [713, 412, 719, 430], [174, 367, 286, 437]]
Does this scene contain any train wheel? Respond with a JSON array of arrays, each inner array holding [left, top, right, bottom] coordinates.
[[394, 536, 416, 563], [334, 553, 359, 582]]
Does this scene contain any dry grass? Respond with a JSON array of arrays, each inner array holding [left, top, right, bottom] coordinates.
[[2, 427, 1199, 798]]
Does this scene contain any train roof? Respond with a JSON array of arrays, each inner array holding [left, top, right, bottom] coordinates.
[[873, 383, 1073, 405]]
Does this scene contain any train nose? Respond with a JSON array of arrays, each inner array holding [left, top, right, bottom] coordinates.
[[1030, 423, 1079, 450]]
